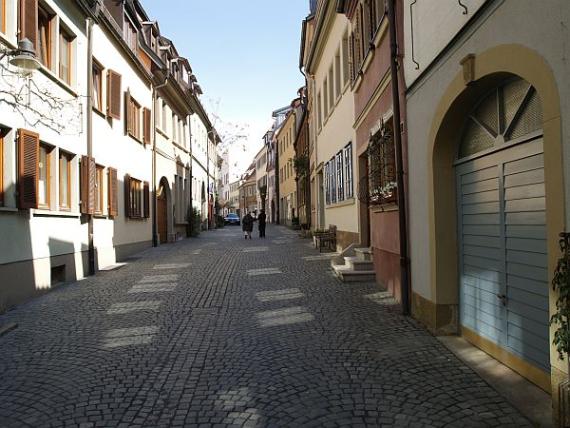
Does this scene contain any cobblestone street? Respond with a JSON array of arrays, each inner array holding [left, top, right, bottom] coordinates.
[[0, 225, 530, 427]]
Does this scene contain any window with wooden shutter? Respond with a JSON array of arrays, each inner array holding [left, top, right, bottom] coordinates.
[[125, 90, 132, 135], [143, 181, 149, 218], [17, 129, 39, 209], [59, 150, 73, 210], [37, 3, 53, 69], [19, 0, 38, 50], [94, 164, 104, 215], [143, 108, 151, 145], [108, 167, 118, 217], [80, 155, 95, 214], [124, 173, 131, 217], [106, 70, 122, 120]]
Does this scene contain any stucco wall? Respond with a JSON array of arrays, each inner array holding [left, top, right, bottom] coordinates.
[[313, 14, 358, 236], [405, 0, 570, 302]]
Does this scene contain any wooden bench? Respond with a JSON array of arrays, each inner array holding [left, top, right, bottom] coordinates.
[[315, 225, 337, 253]]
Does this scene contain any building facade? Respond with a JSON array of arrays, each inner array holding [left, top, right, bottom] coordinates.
[[303, 1, 358, 249], [0, 0, 221, 312], [254, 146, 267, 214], [338, 0, 406, 299], [403, 0, 569, 415], [276, 107, 297, 226]]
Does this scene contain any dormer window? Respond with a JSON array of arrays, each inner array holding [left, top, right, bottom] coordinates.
[[124, 16, 137, 53]]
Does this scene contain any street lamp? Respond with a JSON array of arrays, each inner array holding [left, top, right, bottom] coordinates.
[[0, 39, 42, 74]]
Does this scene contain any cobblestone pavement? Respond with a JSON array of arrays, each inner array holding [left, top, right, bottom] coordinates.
[[0, 225, 530, 427]]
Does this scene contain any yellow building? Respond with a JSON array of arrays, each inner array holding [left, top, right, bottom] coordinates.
[[277, 105, 298, 226]]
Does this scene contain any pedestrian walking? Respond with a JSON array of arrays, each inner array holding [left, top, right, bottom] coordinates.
[[258, 209, 267, 238], [242, 212, 254, 239]]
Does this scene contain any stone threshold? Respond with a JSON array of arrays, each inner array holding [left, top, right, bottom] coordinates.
[[438, 336, 552, 427]]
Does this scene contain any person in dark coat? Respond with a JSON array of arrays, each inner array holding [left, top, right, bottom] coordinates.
[[242, 212, 254, 239], [258, 210, 267, 238]]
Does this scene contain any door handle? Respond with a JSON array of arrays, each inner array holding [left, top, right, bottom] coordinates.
[[496, 294, 507, 306]]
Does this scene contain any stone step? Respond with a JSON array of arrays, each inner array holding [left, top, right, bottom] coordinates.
[[354, 247, 373, 262], [344, 256, 374, 271], [332, 264, 377, 283]]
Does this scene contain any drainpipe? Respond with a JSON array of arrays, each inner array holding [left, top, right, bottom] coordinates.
[[388, 0, 411, 316], [86, 17, 95, 276], [152, 76, 169, 247]]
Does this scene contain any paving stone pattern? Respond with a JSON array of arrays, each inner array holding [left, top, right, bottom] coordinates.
[[0, 225, 530, 427]]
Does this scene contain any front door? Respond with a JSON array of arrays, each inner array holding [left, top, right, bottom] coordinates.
[[455, 77, 549, 376], [157, 190, 168, 244]]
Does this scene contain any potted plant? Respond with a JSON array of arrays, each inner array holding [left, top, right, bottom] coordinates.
[[551, 232, 570, 426]]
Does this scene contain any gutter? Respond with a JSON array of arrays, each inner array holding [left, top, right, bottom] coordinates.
[[86, 17, 95, 275], [387, 0, 411, 316]]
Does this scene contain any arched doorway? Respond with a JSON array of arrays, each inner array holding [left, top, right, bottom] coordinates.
[[427, 45, 565, 392], [157, 178, 171, 244], [455, 77, 549, 375]]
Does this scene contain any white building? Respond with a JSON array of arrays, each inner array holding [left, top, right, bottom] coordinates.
[[0, 0, 223, 312], [0, 0, 90, 311]]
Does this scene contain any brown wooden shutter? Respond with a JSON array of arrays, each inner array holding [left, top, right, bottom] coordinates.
[[124, 174, 131, 218], [143, 181, 150, 218], [19, 0, 38, 49], [80, 155, 95, 214], [106, 70, 122, 120], [124, 90, 132, 136], [17, 129, 39, 209], [143, 108, 151, 145], [108, 167, 118, 217]]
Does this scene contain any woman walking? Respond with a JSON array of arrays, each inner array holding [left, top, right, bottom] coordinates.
[[242, 212, 254, 239], [258, 209, 267, 238]]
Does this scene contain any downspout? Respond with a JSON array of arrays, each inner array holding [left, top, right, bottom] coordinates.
[[388, 0, 411, 316], [86, 17, 95, 276], [206, 131, 209, 230], [275, 137, 280, 225], [152, 76, 169, 247]]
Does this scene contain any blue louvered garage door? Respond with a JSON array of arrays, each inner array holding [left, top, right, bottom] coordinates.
[[457, 138, 550, 373]]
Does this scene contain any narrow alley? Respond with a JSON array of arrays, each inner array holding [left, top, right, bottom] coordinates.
[[0, 226, 530, 427]]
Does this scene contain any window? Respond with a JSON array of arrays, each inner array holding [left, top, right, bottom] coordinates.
[[38, 143, 52, 209], [94, 165, 104, 214], [92, 60, 103, 112], [342, 32, 350, 86], [129, 177, 142, 217], [162, 101, 167, 132], [59, 27, 73, 85], [172, 113, 177, 141], [335, 50, 342, 99], [344, 144, 353, 199], [329, 66, 334, 110], [58, 151, 72, 210], [317, 92, 322, 130], [336, 152, 344, 201], [124, 16, 137, 53], [368, 122, 397, 205], [127, 94, 142, 141], [125, 176, 149, 219], [38, 5, 54, 69], [106, 70, 122, 119], [323, 79, 329, 118]]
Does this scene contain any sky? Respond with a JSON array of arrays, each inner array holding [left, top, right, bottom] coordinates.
[[141, 0, 309, 180]]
